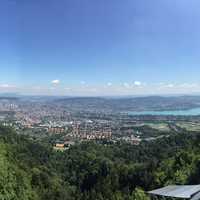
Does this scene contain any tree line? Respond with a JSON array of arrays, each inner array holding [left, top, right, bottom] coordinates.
[[0, 125, 200, 199]]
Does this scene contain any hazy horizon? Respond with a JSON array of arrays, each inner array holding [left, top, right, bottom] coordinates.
[[2, 92, 200, 98]]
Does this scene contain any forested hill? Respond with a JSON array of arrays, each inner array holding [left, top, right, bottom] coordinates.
[[1, 127, 200, 200], [54, 96, 200, 112]]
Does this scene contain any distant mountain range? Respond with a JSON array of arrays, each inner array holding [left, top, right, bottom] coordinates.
[[1, 95, 200, 113], [53, 96, 200, 112]]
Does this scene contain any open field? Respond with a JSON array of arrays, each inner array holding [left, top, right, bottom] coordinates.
[[142, 122, 171, 132], [176, 122, 200, 131]]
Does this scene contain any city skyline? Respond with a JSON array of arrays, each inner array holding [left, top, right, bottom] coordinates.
[[1, 0, 200, 95]]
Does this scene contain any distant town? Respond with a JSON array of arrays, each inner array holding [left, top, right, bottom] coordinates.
[[1, 96, 200, 150]]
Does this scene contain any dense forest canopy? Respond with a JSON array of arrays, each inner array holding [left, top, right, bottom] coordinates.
[[0, 126, 200, 200]]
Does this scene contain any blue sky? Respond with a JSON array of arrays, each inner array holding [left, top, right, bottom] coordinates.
[[1, 0, 200, 95]]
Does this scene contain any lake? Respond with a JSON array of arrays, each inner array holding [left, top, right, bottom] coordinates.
[[125, 107, 200, 116]]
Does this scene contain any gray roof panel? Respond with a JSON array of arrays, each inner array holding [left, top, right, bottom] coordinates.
[[191, 192, 200, 200], [148, 185, 200, 199]]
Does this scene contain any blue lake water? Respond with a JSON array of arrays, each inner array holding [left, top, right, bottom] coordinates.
[[126, 107, 200, 116]]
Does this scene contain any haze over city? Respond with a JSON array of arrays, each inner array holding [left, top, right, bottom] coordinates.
[[1, 0, 200, 95]]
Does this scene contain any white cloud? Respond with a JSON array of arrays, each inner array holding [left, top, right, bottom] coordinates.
[[133, 81, 142, 86], [0, 84, 16, 88], [166, 84, 174, 88], [51, 80, 60, 84], [1, 81, 200, 96]]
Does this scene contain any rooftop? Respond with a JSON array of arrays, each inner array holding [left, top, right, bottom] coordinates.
[[148, 185, 200, 199]]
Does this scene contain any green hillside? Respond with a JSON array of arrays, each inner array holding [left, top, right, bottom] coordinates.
[[0, 126, 200, 200]]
